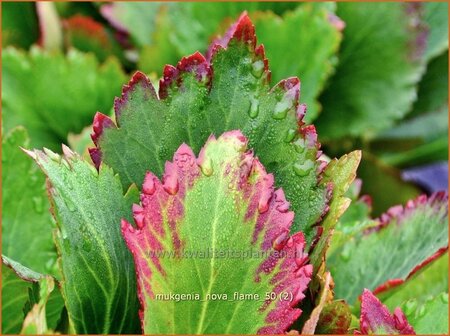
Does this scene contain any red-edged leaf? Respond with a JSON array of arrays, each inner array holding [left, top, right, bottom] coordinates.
[[358, 289, 415, 335], [121, 131, 312, 334], [91, 12, 335, 241], [328, 192, 448, 304]]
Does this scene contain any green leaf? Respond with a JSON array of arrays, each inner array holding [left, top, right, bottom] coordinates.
[[28, 146, 141, 334], [379, 50, 449, 167], [423, 2, 449, 61], [412, 50, 448, 116], [2, 127, 58, 276], [376, 52, 449, 167], [328, 180, 376, 257], [380, 252, 448, 312], [328, 192, 448, 305], [92, 13, 332, 239], [122, 131, 312, 333], [381, 108, 448, 143], [316, 2, 426, 140], [20, 275, 59, 334], [378, 108, 448, 167], [310, 151, 361, 273], [1, 256, 64, 334], [2, 46, 126, 150], [2, 256, 41, 334], [2, 2, 39, 49], [402, 293, 449, 334], [252, 3, 342, 122]]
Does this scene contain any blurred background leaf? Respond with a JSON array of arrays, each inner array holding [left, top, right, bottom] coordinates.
[[2, 2, 39, 49], [2, 47, 125, 149], [316, 3, 427, 140], [2, 127, 58, 277]]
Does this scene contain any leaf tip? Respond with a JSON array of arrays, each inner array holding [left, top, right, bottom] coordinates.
[[114, 71, 156, 122], [91, 112, 115, 146], [159, 51, 211, 99], [360, 289, 415, 334], [88, 147, 102, 170], [20, 147, 37, 160]]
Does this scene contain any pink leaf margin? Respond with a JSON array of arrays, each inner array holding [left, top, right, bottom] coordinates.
[[121, 130, 313, 334], [357, 289, 415, 335], [368, 191, 448, 296], [88, 12, 324, 181]]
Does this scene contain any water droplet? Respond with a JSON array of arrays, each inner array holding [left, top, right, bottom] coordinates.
[[2, 155, 7, 163], [163, 172, 179, 195], [272, 95, 294, 120], [440, 293, 448, 303], [199, 157, 213, 177], [133, 204, 145, 229], [340, 245, 351, 261], [403, 300, 417, 316], [273, 104, 288, 120], [293, 138, 306, 153], [32, 196, 44, 214], [248, 97, 259, 119], [293, 160, 314, 177], [142, 174, 156, 195], [65, 198, 76, 212], [284, 129, 297, 143], [273, 230, 289, 251], [417, 305, 426, 317], [251, 60, 264, 78]]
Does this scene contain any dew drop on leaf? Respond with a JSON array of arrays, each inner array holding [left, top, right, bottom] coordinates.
[[417, 305, 426, 318], [440, 293, 448, 304], [251, 60, 264, 78], [403, 300, 417, 316], [293, 138, 306, 153], [293, 159, 314, 177], [284, 128, 297, 143], [272, 102, 290, 120], [248, 96, 259, 119], [340, 244, 351, 262], [32, 196, 44, 213], [199, 157, 213, 177], [142, 174, 156, 195], [65, 197, 76, 212]]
